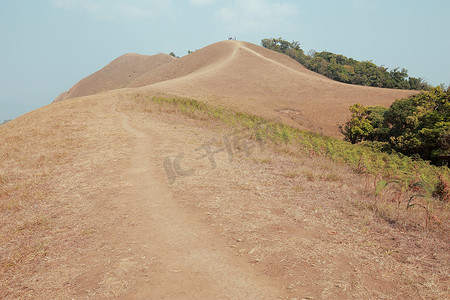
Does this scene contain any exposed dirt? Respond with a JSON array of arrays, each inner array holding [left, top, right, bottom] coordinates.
[[114, 108, 287, 299]]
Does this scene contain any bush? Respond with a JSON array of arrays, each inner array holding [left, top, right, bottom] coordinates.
[[341, 87, 450, 166], [433, 175, 450, 202]]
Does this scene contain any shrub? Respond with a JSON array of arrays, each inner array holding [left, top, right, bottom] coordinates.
[[433, 175, 450, 202], [341, 87, 450, 166]]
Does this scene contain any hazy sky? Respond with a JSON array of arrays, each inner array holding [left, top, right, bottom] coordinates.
[[1, 0, 449, 122]]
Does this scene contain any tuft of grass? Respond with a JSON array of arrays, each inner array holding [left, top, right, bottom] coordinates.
[[283, 171, 299, 178], [16, 216, 51, 232], [433, 175, 449, 202], [0, 173, 7, 185], [259, 158, 273, 164], [292, 185, 306, 192], [323, 173, 342, 182], [304, 171, 316, 181]]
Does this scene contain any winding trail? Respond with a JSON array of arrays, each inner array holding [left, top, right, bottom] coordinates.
[[115, 108, 287, 299]]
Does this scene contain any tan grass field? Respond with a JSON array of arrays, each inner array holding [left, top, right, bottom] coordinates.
[[54, 53, 175, 102], [0, 41, 448, 298], [56, 40, 417, 137]]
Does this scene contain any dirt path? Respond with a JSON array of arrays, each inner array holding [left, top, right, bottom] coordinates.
[[115, 109, 287, 299]]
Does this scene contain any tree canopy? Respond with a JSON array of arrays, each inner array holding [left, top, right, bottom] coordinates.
[[340, 87, 450, 166], [261, 37, 432, 90]]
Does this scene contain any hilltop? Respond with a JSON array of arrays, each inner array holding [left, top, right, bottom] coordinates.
[[54, 40, 417, 137]]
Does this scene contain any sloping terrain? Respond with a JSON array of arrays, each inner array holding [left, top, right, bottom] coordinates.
[[1, 91, 448, 298], [127, 41, 237, 88], [7, 40, 444, 298], [134, 41, 417, 136], [54, 53, 174, 102], [55, 40, 417, 136]]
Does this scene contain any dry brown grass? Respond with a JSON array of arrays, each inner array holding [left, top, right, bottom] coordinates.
[[0, 93, 133, 298], [125, 92, 449, 233], [121, 92, 449, 299], [1, 90, 448, 298], [56, 40, 418, 137], [54, 53, 175, 102]]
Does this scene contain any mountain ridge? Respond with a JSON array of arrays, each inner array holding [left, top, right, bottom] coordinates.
[[54, 40, 418, 136]]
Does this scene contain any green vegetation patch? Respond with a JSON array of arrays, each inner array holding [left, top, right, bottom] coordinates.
[[261, 37, 432, 90], [340, 87, 449, 166]]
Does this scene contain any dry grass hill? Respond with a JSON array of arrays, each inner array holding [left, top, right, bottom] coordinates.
[[55, 40, 417, 137], [54, 53, 175, 102], [1, 40, 448, 299]]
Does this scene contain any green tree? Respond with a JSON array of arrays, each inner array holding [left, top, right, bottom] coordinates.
[[261, 37, 434, 91], [341, 87, 450, 165], [366, 106, 389, 140], [386, 87, 450, 164], [339, 104, 374, 143]]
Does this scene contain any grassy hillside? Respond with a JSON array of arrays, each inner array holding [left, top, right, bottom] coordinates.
[[53, 40, 417, 137], [2, 91, 448, 298], [128, 93, 449, 232]]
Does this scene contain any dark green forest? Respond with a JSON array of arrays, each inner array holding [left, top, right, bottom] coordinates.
[[261, 38, 431, 90], [340, 87, 449, 166]]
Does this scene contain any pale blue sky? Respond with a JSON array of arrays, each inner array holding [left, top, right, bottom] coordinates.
[[1, 0, 449, 122]]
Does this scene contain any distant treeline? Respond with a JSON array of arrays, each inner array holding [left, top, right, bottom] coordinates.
[[261, 38, 431, 90]]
